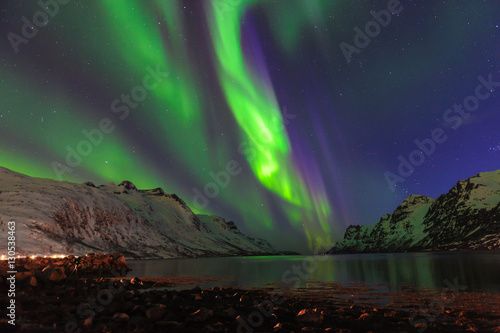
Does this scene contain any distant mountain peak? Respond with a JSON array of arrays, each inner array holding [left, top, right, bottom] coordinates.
[[327, 170, 500, 254]]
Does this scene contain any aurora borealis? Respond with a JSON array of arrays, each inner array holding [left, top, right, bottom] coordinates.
[[1, 1, 499, 253]]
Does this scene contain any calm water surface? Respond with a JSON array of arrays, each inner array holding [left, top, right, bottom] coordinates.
[[127, 251, 500, 292]]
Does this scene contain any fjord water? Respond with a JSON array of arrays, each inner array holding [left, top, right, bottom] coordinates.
[[127, 251, 500, 292]]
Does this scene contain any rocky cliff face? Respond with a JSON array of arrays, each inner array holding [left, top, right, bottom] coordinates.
[[327, 170, 500, 254], [0, 167, 276, 258]]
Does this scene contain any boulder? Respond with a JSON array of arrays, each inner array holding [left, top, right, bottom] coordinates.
[[296, 308, 323, 324], [28, 276, 37, 287], [112, 254, 129, 274], [146, 307, 167, 321], [186, 308, 214, 323], [112, 313, 130, 323], [15, 271, 34, 280], [24, 262, 43, 271], [41, 266, 67, 282]]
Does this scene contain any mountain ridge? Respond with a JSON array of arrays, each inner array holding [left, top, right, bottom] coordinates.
[[0, 167, 277, 258], [326, 170, 500, 254]]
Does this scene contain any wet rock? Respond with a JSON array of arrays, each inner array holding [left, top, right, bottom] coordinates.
[[83, 316, 93, 329], [221, 307, 237, 319], [239, 294, 250, 302], [358, 312, 371, 320], [301, 327, 318, 332], [146, 306, 167, 320], [187, 307, 214, 323], [112, 313, 130, 323], [296, 308, 323, 324], [130, 277, 143, 285]]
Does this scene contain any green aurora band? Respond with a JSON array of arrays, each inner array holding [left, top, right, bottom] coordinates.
[[207, 0, 333, 245], [0, 0, 341, 250]]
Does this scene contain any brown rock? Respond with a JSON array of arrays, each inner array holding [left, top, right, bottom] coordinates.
[[146, 306, 167, 320], [112, 313, 130, 323], [53, 260, 67, 266], [24, 263, 43, 271], [301, 327, 318, 332], [83, 317, 93, 329], [113, 254, 128, 271], [130, 277, 142, 285], [296, 308, 323, 324], [28, 276, 37, 287], [42, 266, 67, 282], [93, 258, 104, 265], [15, 271, 34, 280], [358, 312, 371, 320], [101, 254, 112, 264]]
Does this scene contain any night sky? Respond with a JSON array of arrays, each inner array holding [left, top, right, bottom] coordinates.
[[1, 1, 499, 253]]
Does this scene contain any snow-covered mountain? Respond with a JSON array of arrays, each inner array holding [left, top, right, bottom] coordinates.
[[0, 167, 277, 258], [327, 170, 500, 254]]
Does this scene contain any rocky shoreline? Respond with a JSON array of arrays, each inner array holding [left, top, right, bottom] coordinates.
[[1, 255, 499, 332]]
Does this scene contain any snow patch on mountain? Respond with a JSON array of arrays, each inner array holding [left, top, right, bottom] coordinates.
[[0, 167, 276, 258], [327, 170, 500, 254]]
